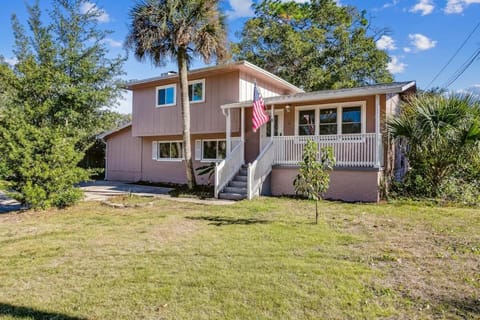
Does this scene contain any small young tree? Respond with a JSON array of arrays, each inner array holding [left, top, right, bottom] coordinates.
[[294, 140, 336, 224]]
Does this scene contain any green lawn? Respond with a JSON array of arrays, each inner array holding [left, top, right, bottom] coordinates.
[[0, 197, 478, 319]]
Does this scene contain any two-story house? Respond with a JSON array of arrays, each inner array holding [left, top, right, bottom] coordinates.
[[100, 61, 416, 202]]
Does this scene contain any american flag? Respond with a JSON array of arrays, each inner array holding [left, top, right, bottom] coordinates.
[[252, 83, 269, 132]]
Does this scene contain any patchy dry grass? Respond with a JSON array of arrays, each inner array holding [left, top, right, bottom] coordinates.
[[0, 198, 478, 319]]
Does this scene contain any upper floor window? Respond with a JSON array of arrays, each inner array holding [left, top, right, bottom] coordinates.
[[188, 79, 205, 103], [156, 84, 176, 107]]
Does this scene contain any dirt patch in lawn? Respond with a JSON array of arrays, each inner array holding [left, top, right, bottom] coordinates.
[[333, 211, 480, 319]]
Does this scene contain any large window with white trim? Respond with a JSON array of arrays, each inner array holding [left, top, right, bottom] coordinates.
[[341, 106, 362, 134], [156, 84, 176, 107], [195, 139, 226, 161], [296, 102, 365, 135], [188, 79, 205, 103], [152, 141, 183, 161]]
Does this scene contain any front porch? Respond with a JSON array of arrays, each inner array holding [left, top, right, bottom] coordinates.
[[214, 132, 384, 201], [215, 92, 386, 201]]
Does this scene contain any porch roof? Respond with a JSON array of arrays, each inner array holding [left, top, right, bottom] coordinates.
[[221, 81, 416, 110]]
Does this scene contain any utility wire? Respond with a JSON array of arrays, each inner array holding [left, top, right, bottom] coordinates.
[[442, 47, 480, 88], [427, 20, 480, 88]]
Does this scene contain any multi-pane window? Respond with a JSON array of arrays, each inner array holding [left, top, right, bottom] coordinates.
[[298, 110, 316, 136], [202, 140, 227, 160], [153, 141, 183, 160], [319, 108, 337, 135], [188, 79, 205, 103], [297, 103, 364, 135], [156, 85, 176, 107], [342, 106, 362, 134]]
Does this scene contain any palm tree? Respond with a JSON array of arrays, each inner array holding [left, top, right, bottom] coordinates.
[[126, 0, 228, 189], [388, 93, 480, 195]]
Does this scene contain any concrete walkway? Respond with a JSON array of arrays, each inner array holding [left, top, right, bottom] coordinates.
[[80, 180, 173, 201], [80, 181, 235, 205], [0, 181, 234, 214]]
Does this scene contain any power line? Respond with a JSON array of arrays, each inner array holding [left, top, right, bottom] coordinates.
[[442, 47, 480, 88], [427, 20, 480, 88]]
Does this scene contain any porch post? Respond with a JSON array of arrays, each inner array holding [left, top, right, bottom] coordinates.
[[226, 108, 231, 155], [241, 106, 245, 164], [241, 106, 245, 142], [375, 94, 382, 168], [270, 105, 274, 142]]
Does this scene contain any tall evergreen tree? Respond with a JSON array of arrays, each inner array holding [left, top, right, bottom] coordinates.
[[0, 0, 125, 208], [233, 0, 393, 91], [126, 0, 228, 189]]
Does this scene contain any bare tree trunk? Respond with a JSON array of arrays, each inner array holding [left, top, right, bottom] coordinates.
[[178, 47, 196, 189], [315, 200, 318, 224]]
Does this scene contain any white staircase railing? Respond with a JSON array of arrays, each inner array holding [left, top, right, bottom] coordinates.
[[247, 141, 275, 200], [272, 133, 382, 168], [214, 142, 244, 198]]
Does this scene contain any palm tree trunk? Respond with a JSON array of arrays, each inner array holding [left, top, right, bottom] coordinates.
[[178, 47, 196, 189]]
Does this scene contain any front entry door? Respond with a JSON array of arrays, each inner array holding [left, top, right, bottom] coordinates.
[[260, 109, 284, 151]]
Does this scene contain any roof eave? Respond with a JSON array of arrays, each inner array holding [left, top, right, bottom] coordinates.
[[97, 122, 132, 140], [221, 81, 416, 110]]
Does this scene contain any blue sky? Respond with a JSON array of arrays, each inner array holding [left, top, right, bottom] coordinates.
[[0, 0, 479, 114]]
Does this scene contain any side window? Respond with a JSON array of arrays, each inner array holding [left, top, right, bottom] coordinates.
[[156, 85, 176, 107], [153, 141, 183, 160], [188, 80, 205, 103], [197, 139, 226, 161]]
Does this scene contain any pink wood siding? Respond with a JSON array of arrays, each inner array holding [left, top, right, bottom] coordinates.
[[132, 72, 240, 137], [105, 126, 142, 181], [141, 133, 235, 185], [271, 167, 380, 202]]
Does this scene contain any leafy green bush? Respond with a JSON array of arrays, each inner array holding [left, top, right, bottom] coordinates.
[[388, 93, 480, 204]]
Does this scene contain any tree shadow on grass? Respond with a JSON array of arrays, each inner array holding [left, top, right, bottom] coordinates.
[[185, 215, 270, 226], [0, 303, 87, 320], [437, 296, 480, 317]]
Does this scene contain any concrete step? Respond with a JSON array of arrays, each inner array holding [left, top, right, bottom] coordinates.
[[224, 186, 247, 194], [219, 192, 247, 201], [234, 175, 247, 182], [229, 180, 247, 188], [238, 168, 248, 176]]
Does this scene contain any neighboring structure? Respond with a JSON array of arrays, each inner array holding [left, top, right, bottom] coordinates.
[[100, 61, 416, 202]]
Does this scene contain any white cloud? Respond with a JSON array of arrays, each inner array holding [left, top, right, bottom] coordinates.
[[80, 1, 110, 23], [383, 0, 400, 9], [103, 38, 122, 48], [410, 0, 435, 15], [408, 33, 437, 51], [460, 84, 480, 97], [4, 57, 18, 66], [376, 35, 397, 50], [387, 56, 406, 74], [226, 0, 254, 18], [445, 0, 480, 14], [403, 47, 412, 53], [114, 91, 132, 114]]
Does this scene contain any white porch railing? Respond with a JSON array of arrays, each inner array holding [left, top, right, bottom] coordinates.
[[272, 133, 382, 168], [214, 142, 244, 198], [247, 141, 275, 200]]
